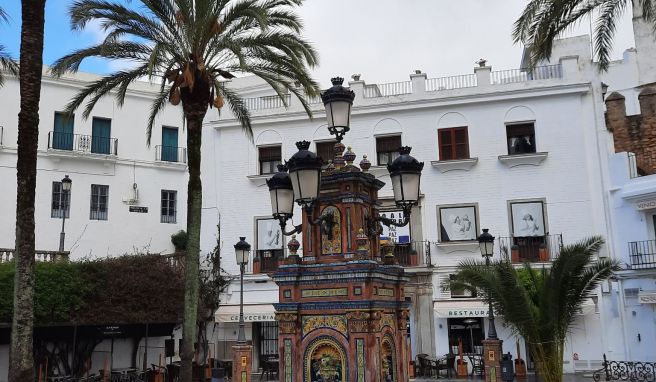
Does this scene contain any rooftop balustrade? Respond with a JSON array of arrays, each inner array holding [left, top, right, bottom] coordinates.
[[0, 248, 70, 263]]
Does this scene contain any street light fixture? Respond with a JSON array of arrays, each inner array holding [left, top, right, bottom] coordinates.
[[59, 175, 72, 252], [321, 77, 355, 143], [267, 77, 424, 241], [478, 228, 497, 339], [234, 237, 251, 344]]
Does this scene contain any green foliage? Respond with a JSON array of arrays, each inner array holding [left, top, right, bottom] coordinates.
[[451, 236, 620, 382], [0, 254, 185, 325], [171, 230, 188, 251], [513, 0, 656, 71]]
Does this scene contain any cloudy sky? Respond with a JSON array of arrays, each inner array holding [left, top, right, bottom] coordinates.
[[0, 0, 636, 87]]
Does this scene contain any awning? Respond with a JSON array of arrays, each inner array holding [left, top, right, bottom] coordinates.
[[215, 304, 276, 323], [433, 300, 490, 318], [434, 299, 596, 319]]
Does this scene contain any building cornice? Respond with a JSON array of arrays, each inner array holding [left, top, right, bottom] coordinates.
[[209, 82, 592, 129]]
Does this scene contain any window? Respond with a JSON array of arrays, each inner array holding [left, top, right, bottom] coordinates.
[[315, 140, 336, 165], [161, 190, 177, 223], [51, 181, 71, 218], [53, 112, 74, 150], [450, 274, 477, 298], [506, 123, 536, 155], [258, 322, 279, 358], [90, 184, 109, 220], [256, 219, 283, 273], [438, 127, 469, 161], [259, 145, 282, 175], [376, 135, 401, 165], [91, 117, 112, 154]]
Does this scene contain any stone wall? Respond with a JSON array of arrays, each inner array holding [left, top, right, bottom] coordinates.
[[606, 87, 656, 175]]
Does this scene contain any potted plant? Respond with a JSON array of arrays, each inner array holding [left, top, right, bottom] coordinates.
[[171, 230, 188, 253]]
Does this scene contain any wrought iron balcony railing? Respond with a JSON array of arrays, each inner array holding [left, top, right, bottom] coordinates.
[[390, 240, 433, 267], [0, 248, 69, 263], [48, 131, 118, 155], [155, 145, 187, 163], [499, 234, 563, 263], [628, 240, 656, 269]]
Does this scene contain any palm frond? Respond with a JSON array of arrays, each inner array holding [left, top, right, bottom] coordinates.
[[513, 0, 632, 71]]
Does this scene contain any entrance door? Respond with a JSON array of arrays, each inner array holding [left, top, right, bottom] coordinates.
[[447, 317, 485, 354], [162, 126, 179, 162]]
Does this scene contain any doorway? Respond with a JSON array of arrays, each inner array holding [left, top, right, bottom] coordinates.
[[447, 317, 485, 354]]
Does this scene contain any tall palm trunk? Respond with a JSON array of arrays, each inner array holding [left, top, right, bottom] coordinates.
[[180, 77, 210, 382], [9, 1, 46, 381]]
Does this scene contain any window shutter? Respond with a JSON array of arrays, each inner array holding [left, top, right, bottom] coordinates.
[[376, 135, 401, 153], [438, 129, 454, 160], [316, 141, 336, 163], [259, 146, 281, 162]]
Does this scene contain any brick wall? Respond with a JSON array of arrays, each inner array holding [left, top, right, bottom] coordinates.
[[606, 87, 656, 175]]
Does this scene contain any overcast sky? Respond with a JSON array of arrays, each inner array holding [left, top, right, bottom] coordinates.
[[0, 0, 637, 87]]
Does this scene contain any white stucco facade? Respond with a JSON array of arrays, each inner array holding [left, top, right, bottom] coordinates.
[[0, 69, 191, 258]]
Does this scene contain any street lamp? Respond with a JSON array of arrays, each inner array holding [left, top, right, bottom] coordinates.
[[234, 237, 251, 344], [287, 141, 323, 208], [267, 142, 335, 238], [478, 228, 497, 339], [59, 175, 72, 252], [321, 77, 355, 143]]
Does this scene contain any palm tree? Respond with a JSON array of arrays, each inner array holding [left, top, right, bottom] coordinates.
[[514, 0, 656, 71], [450, 236, 619, 382], [0, 6, 19, 86], [9, 1, 47, 381], [50, 1, 319, 380]]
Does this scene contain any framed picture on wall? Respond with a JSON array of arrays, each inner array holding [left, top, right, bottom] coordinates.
[[510, 201, 546, 237], [438, 205, 478, 242], [257, 218, 283, 250]]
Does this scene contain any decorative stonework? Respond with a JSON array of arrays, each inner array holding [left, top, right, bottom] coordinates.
[[380, 313, 396, 331], [302, 315, 348, 338], [346, 311, 372, 333], [276, 312, 299, 334], [430, 157, 479, 172], [398, 309, 410, 330], [301, 288, 348, 298], [284, 339, 293, 382], [304, 337, 347, 382], [356, 339, 365, 382], [498, 152, 548, 167]]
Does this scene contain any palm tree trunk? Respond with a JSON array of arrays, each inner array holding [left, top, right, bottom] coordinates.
[[180, 107, 205, 382], [9, 1, 46, 381]]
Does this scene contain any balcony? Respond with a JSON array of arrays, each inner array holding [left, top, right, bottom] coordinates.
[[47, 132, 118, 155], [499, 234, 563, 263], [628, 240, 656, 269], [252, 250, 283, 274], [392, 240, 433, 267], [155, 145, 187, 163], [491, 64, 563, 84], [0, 248, 70, 263]]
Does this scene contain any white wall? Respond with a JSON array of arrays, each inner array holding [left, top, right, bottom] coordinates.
[[0, 72, 192, 258]]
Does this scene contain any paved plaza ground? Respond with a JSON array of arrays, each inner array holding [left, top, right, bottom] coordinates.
[[253, 372, 595, 382]]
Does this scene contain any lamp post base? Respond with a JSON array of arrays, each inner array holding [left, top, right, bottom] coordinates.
[[232, 344, 252, 382], [482, 338, 503, 382]]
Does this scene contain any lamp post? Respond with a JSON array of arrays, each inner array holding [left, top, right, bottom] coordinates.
[[234, 237, 251, 344], [478, 228, 497, 339], [59, 175, 72, 252]]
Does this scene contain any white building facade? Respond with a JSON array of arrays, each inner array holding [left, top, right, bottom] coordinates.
[[0, 69, 190, 259]]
